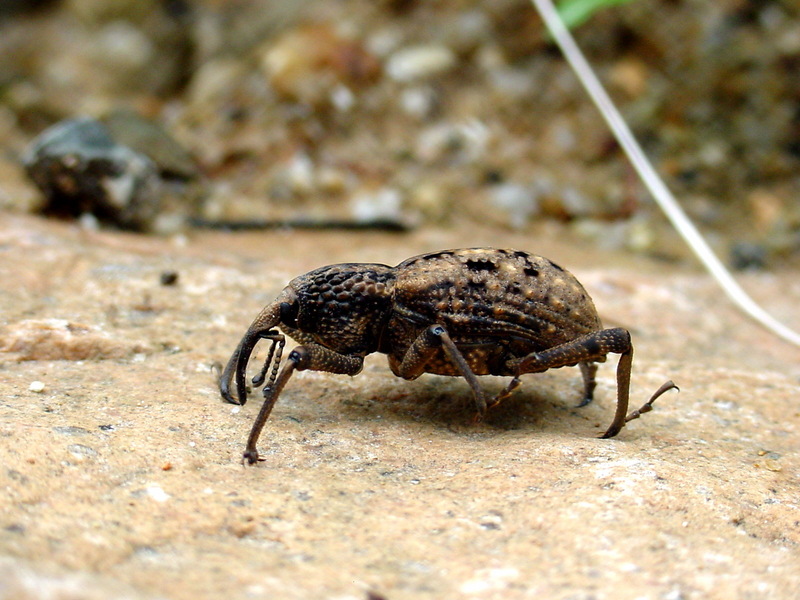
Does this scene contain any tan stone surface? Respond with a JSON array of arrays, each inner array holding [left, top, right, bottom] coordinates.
[[1, 214, 799, 599]]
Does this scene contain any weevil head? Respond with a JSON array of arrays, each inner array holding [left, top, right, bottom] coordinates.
[[283, 263, 396, 355], [220, 264, 396, 406]]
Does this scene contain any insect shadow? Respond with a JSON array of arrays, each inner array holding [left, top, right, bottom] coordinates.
[[331, 366, 603, 435]]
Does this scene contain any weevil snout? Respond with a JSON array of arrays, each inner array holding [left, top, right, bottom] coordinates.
[[219, 288, 298, 405]]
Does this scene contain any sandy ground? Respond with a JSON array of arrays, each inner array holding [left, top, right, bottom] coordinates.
[[1, 213, 799, 600]]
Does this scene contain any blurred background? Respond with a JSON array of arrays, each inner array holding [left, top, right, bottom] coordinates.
[[3, 5, 800, 598], [2, 0, 799, 268]]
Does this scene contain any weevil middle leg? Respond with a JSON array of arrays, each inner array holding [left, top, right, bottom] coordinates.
[[393, 324, 489, 420]]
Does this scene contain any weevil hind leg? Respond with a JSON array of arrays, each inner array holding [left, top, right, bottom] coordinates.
[[482, 358, 595, 415], [506, 327, 661, 438], [577, 361, 598, 407], [486, 361, 594, 415], [506, 328, 678, 438], [488, 376, 522, 410]]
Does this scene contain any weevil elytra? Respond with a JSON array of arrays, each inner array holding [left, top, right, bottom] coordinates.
[[220, 248, 677, 464]]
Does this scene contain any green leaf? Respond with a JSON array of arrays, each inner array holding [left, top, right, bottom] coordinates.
[[556, 0, 636, 29]]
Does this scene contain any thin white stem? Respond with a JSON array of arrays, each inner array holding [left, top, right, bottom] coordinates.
[[530, 0, 800, 347]]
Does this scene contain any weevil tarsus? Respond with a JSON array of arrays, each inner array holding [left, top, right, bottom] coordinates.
[[624, 380, 679, 425]]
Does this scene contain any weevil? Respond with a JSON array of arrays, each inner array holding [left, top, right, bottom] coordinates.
[[220, 248, 677, 464]]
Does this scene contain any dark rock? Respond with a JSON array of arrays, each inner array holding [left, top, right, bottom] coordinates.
[[730, 241, 767, 271], [24, 117, 161, 231], [159, 270, 179, 286], [0, 0, 58, 19], [103, 109, 198, 180]]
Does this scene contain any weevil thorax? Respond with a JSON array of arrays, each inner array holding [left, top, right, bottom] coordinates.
[[284, 263, 396, 355]]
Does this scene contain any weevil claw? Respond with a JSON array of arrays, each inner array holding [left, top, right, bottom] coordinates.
[[242, 450, 260, 465]]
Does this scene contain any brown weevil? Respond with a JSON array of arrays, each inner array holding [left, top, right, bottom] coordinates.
[[220, 248, 677, 464]]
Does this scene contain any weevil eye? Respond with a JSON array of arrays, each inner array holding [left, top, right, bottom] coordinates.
[[279, 300, 299, 328]]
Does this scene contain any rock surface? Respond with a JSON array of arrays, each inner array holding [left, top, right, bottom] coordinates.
[[1, 214, 799, 599]]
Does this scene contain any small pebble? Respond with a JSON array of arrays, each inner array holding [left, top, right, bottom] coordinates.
[[146, 485, 171, 502], [350, 187, 403, 222], [54, 426, 91, 436], [29, 381, 46, 393], [330, 84, 355, 112], [415, 121, 490, 163], [67, 444, 97, 461], [609, 58, 649, 98], [489, 182, 538, 229], [386, 45, 456, 82], [159, 271, 179, 286], [730, 241, 767, 271], [284, 152, 315, 194], [260, 24, 379, 106], [400, 86, 438, 119]]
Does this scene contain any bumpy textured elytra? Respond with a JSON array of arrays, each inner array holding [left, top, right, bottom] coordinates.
[[220, 248, 676, 464]]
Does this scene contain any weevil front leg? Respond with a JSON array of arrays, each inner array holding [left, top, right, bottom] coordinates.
[[243, 343, 364, 465], [392, 324, 489, 420], [505, 327, 675, 438]]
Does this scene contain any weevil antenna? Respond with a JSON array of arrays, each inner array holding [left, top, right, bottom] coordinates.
[[252, 334, 286, 389]]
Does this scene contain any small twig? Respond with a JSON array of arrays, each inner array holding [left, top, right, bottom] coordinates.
[[530, 0, 800, 347], [189, 217, 411, 233]]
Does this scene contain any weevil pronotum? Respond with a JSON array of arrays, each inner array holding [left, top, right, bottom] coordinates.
[[220, 248, 677, 464]]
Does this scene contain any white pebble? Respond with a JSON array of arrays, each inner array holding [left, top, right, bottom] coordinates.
[[96, 21, 154, 69], [350, 187, 403, 222], [400, 87, 437, 118], [330, 84, 355, 112], [386, 45, 456, 82], [489, 182, 539, 229], [416, 120, 490, 163], [29, 381, 46, 393], [145, 485, 170, 503], [285, 152, 315, 193]]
